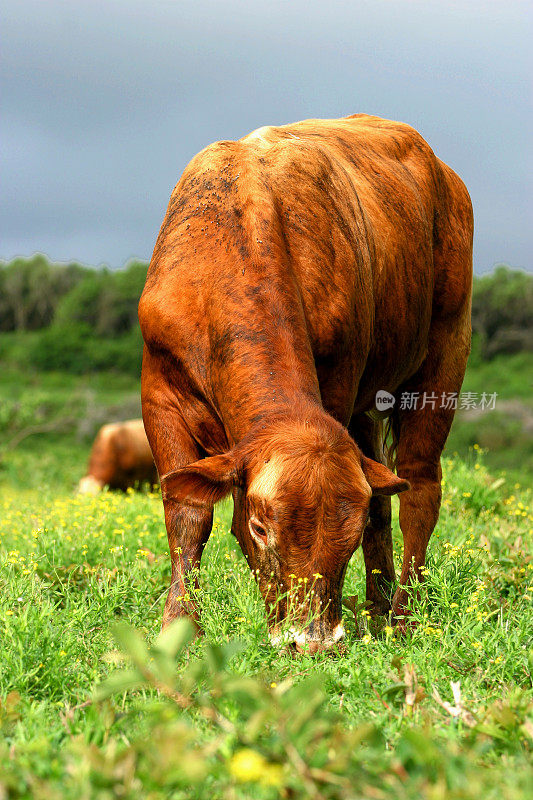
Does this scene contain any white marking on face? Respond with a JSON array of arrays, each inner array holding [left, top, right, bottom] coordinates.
[[77, 475, 104, 495], [248, 454, 282, 499]]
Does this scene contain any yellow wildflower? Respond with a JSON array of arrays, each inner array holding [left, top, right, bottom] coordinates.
[[230, 749, 268, 783]]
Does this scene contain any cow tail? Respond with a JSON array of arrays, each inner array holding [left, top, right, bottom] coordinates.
[[383, 411, 401, 472]]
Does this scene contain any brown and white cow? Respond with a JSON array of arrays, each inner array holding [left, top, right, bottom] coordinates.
[[77, 419, 157, 494], [139, 114, 473, 652]]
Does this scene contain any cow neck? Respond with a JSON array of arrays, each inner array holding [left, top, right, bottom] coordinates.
[[208, 279, 324, 444], [205, 154, 324, 445]]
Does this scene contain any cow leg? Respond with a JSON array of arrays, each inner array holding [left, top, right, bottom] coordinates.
[[392, 420, 443, 624], [350, 414, 395, 616], [159, 494, 213, 630], [392, 318, 470, 623], [141, 351, 212, 629]]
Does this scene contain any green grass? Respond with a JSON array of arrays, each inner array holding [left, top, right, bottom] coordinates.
[[0, 365, 139, 491], [461, 348, 533, 402], [444, 349, 533, 484], [0, 361, 138, 399], [0, 448, 531, 798], [0, 356, 532, 797]]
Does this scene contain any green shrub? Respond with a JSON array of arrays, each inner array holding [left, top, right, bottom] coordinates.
[[55, 260, 147, 337], [472, 265, 533, 359], [26, 324, 143, 376], [0, 255, 88, 332]]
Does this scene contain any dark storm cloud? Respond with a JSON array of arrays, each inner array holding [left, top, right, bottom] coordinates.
[[1, 0, 531, 271]]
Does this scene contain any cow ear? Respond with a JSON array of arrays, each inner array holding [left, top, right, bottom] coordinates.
[[160, 452, 243, 507], [361, 456, 410, 496]]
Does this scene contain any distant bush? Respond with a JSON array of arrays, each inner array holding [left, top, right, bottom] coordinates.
[[0, 256, 148, 376], [26, 323, 95, 372], [54, 260, 148, 337], [26, 323, 143, 375], [0, 255, 89, 332], [0, 256, 148, 338], [472, 265, 533, 359]]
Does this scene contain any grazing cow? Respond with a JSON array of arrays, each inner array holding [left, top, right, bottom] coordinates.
[[77, 419, 157, 494], [139, 114, 472, 652]]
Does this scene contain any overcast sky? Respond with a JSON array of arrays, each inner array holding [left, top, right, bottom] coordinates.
[[2, 0, 531, 272]]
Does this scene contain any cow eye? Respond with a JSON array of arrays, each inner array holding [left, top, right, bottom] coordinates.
[[249, 516, 268, 545]]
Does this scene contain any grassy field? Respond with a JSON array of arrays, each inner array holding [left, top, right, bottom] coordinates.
[[1, 374, 532, 797], [0, 348, 531, 798], [446, 350, 533, 485]]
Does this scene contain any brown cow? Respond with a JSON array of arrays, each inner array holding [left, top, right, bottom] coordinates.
[[139, 114, 473, 652], [77, 419, 157, 494]]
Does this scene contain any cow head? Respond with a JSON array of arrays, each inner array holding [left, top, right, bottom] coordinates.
[[161, 415, 409, 653]]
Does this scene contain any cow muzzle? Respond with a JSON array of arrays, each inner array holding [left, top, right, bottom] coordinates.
[[269, 621, 345, 654]]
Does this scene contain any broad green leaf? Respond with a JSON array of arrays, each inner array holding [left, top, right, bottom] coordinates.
[[111, 623, 149, 668], [93, 668, 143, 701], [153, 618, 195, 659]]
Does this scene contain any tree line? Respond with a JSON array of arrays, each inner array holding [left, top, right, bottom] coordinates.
[[0, 255, 147, 374], [0, 255, 531, 374], [0, 254, 147, 336]]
